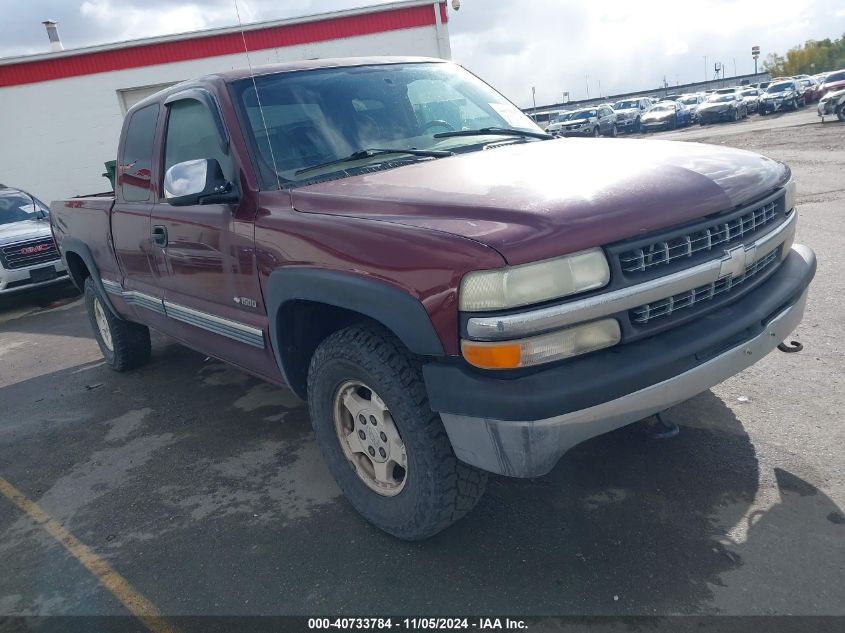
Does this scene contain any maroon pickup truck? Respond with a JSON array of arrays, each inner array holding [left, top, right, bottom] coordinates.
[[50, 57, 815, 540]]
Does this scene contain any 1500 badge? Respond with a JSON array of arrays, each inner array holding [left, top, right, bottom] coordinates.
[[233, 296, 258, 308]]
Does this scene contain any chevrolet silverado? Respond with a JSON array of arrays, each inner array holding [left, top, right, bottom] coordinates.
[[50, 57, 816, 540]]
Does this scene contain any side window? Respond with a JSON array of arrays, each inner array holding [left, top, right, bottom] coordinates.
[[120, 104, 159, 202], [163, 99, 232, 186]]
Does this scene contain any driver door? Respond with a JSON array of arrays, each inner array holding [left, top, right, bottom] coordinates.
[[149, 94, 277, 378]]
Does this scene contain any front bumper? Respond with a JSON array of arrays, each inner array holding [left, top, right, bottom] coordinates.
[[0, 259, 69, 294], [818, 99, 839, 116], [561, 126, 595, 137], [699, 110, 732, 123], [640, 118, 672, 130], [761, 100, 788, 112], [426, 245, 816, 477]]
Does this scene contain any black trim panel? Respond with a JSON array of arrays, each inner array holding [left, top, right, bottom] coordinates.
[[59, 237, 122, 318], [264, 268, 444, 385]]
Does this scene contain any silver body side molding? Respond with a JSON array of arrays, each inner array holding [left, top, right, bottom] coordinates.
[[100, 278, 264, 348], [163, 301, 265, 349]]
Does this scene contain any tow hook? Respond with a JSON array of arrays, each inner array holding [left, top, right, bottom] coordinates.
[[643, 411, 680, 440], [777, 340, 804, 353]]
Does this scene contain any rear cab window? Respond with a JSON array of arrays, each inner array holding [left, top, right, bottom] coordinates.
[[120, 104, 160, 202]]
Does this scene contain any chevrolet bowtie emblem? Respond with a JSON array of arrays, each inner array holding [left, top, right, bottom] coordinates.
[[720, 244, 756, 280]]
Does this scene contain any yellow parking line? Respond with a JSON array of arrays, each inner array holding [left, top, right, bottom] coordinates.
[[0, 477, 179, 633]]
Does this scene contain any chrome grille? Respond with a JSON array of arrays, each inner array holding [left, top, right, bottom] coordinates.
[[631, 249, 780, 324], [0, 237, 59, 270], [620, 201, 778, 273]]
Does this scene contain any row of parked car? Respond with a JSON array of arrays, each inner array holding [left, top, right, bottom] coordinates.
[[543, 67, 845, 136]]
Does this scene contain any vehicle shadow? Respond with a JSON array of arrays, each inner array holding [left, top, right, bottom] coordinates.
[[0, 283, 80, 321], [0, 341, 842, 616]]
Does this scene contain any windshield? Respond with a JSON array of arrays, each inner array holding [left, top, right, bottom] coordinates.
[[741, 89, 758, 97], [649, 103, 675, 112], [708, 94, 736, 103], [825, 70, 845, 83], [613, 100, 639, 109], [0, 189, 49, 225], [232, 62, 542, 186], [767, 82, 794, 93], [678, 96, 699, 104]]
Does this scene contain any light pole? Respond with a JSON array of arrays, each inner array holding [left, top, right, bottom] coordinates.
[[704, 55, 708, 89], [531, 85, 536, 110], [585, 74, 590, 100]]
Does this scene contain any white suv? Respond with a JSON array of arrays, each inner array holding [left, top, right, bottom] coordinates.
[[0, 185, 69, 294]]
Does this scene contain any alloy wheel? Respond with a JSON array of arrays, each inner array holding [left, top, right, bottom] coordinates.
[[93, 297, 113, 352], [333, 381, 408, 496]]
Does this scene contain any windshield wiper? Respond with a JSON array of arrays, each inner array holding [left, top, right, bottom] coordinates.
[[433, 127, 552, 140], [295, 148, 453, 176]]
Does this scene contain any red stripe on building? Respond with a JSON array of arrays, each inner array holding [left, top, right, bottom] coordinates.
[[0, 3, 444, 88], [439, 2, 449, 24]]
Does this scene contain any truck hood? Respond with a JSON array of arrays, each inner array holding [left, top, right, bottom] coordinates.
[[0, 219, 52, 245], [291, 138, 789, 265]]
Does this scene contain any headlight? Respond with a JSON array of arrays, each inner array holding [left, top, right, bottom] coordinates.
[[459, 248, 610, 311], [461, 319, 621, 369], [784, 178, 797, 212]]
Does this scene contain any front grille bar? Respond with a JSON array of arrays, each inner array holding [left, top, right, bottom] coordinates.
[[631, 249, 780, 323], [0, 237, 59, 270], [620, 202, 778, 273]]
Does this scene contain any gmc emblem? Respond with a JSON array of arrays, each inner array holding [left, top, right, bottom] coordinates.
[[20, 244, 50, 255]]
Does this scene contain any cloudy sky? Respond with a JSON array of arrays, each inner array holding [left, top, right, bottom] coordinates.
[[1, 0, 844, 108]]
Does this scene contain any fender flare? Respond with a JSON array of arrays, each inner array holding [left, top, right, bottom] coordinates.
[[60, 237, 121, 318], [265, 268, 445, 387]]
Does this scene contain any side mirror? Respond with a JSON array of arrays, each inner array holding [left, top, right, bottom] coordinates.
[[163, 158, 236, 206]]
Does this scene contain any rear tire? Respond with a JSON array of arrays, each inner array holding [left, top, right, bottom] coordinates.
[[307, 324, 487, 540], [84, 277, 151, 371]]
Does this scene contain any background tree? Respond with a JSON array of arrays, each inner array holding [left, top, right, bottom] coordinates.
[[763, 33, 845, 77]]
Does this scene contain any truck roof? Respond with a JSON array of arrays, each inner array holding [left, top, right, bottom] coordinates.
[[130, 56, 445, 113]]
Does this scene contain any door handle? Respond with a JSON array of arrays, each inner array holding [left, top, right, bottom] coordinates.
[[152, 225, 168, 247]]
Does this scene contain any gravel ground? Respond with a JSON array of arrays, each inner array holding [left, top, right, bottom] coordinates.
[[0, 107, 843, 621]]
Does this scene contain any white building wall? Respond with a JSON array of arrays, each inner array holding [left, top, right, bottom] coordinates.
[[0, 25, 444, 204]]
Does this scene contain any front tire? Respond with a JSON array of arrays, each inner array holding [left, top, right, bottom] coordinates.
[[592, 126, 600, 138], [84, 277, 151, 371], [307, 324, 487, 540], [837, 105, 845, 122]]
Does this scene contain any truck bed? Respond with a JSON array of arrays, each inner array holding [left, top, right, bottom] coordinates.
[[50, 195, 120, 289]]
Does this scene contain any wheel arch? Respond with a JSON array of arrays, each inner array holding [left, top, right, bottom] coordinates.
[[60, 237, 121, 317], [265, 268, 445, 399]]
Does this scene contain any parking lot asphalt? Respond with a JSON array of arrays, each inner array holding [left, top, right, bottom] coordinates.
[[1, 108, 843, 621]]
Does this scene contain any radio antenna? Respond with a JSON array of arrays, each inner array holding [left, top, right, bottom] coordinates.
[[233, 0, 281, 189]]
